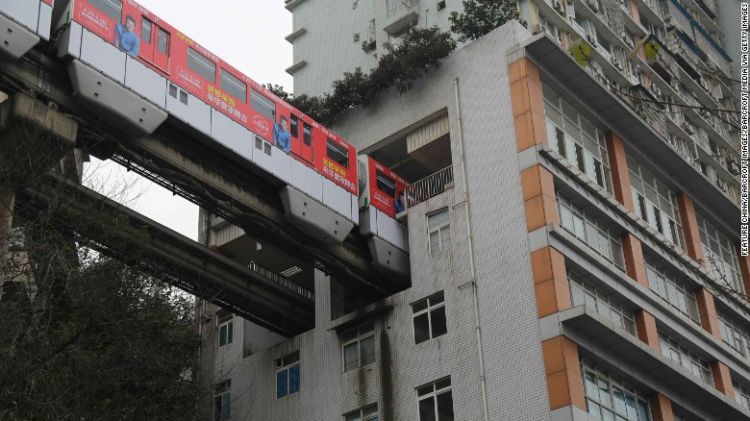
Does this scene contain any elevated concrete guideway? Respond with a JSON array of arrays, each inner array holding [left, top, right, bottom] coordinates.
[[0, 46, 407, 333], [19, 174, 315, 336]]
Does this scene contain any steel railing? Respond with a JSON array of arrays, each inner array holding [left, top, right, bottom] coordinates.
[[405, 165, 454, 209], [247, 261, 314, 301]]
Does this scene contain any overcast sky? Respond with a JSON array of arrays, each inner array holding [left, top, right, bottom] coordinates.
[[84, 1, 292, 241]]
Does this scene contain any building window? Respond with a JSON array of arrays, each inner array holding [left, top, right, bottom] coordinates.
[[344, 403, 379, 421], [628, 158, 684, 248], [342, 323, 376, 372], [543, 83, 612, 192], [276, 351, 300, 399], [719, 313, 750, 359], [582, 361, 652, 421], [214, 379, 231, 421], [568, 271, 636, 335], [427, 208, 450, 254], [696, 214, 742, 293], [734, 379, 750, 410], [412, 291, 448, 344], [659, 335, 713, 385], [557, 194, 625, 269], [417, 377, 454, 421], [217, 314, 233, 347], [645, 261, 700, 324]]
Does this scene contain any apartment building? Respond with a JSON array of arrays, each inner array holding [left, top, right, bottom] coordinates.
[[199, 1, 745, 420]]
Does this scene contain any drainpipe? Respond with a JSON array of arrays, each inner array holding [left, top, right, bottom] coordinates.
[[453, 78, 490, 421]]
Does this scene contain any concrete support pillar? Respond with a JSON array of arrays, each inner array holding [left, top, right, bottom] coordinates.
[[531, 246, 571, 317], [696, 288, 721, 339], [649, 394, 675, 421], [605, 132, 634, 212], [711, 361, 735, 400], [623, 234, 649, 288], [542, 336, 586, 411], [635, 310, 660, 352], [677, 194, 704, 264]]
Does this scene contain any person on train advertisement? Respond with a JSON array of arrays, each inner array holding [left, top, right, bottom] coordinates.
[[115, 15, 140, 57], [273, 116, 291, 154]]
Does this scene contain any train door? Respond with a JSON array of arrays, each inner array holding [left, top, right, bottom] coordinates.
[[297, 119, 314, 164], [138, 16, 170, 73]]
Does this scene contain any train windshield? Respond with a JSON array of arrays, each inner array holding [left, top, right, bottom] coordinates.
[[375, 170, 396, 198], [89, 0, 122, 20], [326, 138, 349, 168]]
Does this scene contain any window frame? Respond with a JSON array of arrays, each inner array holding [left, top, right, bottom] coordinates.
[[412, 291, 447, 344], [427, 208, 451, 255], [581, 361, 652, 421], [217, 315, 233, 348], [417, 377, 454, 421], [275, 351, 301, 399], [214, 379, 231, 421], [220, 68, 247, 103], [568, 271, 637, 335], [326, 138, 350, 169], [250, 89, 276, 122], [89, 0, 122, 21], [187, 47, 216, 82], [342, 322, 376, 372], [344, 403, 379, 421]]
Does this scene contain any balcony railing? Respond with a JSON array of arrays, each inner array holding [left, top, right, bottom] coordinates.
[[405, 165, 454, 208], [387, 0, 419, 18], [247, 261, 314, 301]]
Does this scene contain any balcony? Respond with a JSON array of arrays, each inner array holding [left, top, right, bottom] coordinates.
[[404, 165, 454, 209], [384, 0, 419, 35]]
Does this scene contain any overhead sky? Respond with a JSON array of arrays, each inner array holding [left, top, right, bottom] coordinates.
[[84, 1, 293, 241]]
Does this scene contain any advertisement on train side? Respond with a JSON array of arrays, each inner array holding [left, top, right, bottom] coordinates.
[[73, 0, 359, 195], [368, 157, 407, 218]]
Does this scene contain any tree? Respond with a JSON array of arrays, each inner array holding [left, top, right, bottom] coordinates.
[[0, 126, 204, 419], [449, 0, 522, 42]]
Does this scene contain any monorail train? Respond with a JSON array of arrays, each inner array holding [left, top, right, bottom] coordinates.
[[0, 0, 410, 275], [0, 0, 53, 59]]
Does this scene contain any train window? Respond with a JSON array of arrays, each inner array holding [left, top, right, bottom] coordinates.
[[303, 123, 312, 146], [141, 19, 152, 43], [250, 90, 276, 122], [89, 0, 122, 21], [220, 69, 247, 102], [376, 170, 396, 198], [326, 138, 349, 169], [157, 29, 170, 54], [187, 48, 216, 81], [290, 115, 299, 138]]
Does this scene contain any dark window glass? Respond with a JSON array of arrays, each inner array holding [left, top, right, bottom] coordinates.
[[157, 28, 170, 54], [89, 0, 122, 21], [575, 144, 585, 171], [141, 19, 152, 43], [327, 138, 349, 168], [419, 397, 436, 421], [303, 123, 312, 146], [251, 90, 276, 122], [220, 69, 247, 102], [290, 115, 299, 138], [414, 313, 430, 344], [276, 370, 288, 398], [376, 170, 396, 198], [436, 391, 454, 421], [431, 307, 447, 337], [288, 364, 300, 394], [187, 47, 216, 81]]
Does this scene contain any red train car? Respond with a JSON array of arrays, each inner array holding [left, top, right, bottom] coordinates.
[[68, 0, 357, 195], [366, 157, 408, 219]]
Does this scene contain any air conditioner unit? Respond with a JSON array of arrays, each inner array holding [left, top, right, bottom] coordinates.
[[566, 1, 576, 18], [554, 0, 565, 14]]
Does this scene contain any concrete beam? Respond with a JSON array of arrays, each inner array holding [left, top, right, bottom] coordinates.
[[19, 175, 315, 335]]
